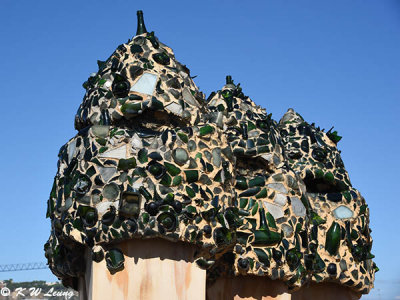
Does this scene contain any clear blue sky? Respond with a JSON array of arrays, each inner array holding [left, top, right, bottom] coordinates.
[[0, 0, 398, 298]]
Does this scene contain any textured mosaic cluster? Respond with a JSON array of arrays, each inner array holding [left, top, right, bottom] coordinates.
[[45, 11, 376, 293]]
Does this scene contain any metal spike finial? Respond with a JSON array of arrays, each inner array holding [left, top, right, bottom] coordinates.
[[136, 10, 147, 35]]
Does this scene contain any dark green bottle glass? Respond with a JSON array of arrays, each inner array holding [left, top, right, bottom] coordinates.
[[253, 208, 281, 246], [325, 222, 341, 255], [136, 10, 147, 35]]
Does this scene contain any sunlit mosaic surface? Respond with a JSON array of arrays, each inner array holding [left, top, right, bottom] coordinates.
[[45, 11, 376, 293]]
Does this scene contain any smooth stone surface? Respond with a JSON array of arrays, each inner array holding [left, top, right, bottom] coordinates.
[[290, 197, 306, 217], [274, 194, 287, 206], [130, 72, 158, 95], [99, 145, 127, 159], [333, 205, 354, 219], [263, 201, 284, 219], [267, 183, 288, 194]]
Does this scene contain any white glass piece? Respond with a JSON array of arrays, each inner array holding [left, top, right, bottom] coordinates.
[[68, 140, 76, 164], [131, 134, 143, 150], [60, 197, 72, 212], [208, 97, 218, 107], [263, 201, 284, 219], [274, 193, 287, 206], [99, 144, 127, 159], [98, 167, 117, 182], [261, 153, 273, 163], [165, 102, 183, 116], [333, 205, 354, 219], [131, 178, 143, 189], [182, 88, 200, 107], [96, 201, 118, 215], [104, 80, 112, 88], [248, 130, 259, 138], [216, 111, 224, 129], [130, 72, 158, 95], [282, 224, 293, 238], [91, 125, 109, 138], [179, 70, 189, 79], [267, 183, 288, 194], [291, 196, 306, 217]]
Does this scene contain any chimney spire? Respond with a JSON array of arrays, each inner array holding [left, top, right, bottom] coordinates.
[[136, 10, 147, 35]]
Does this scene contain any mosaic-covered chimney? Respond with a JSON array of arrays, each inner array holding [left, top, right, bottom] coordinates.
[[45, 11, 377, 296]]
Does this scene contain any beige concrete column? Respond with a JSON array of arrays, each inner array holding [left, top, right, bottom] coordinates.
[[206, 276, 361, 300], [78, 239, 361, 300], [79, 239, 206, 300], [207, 276, 291, 300], [290, 282, 361, 300]]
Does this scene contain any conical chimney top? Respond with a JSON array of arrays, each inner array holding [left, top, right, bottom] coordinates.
[[136, 10, 147, 35]]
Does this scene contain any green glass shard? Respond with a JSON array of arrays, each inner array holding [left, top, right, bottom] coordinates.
[[138, 149, 148, 164], [239, 198, 248, 209], [324, 172, 334, 183], [266, 212, 277, 229], [199, 125, 214, 136], [160, 173, 171, 186], [249, 176, 265, 188], [251, 202, 259, 216], [121, 102, 142, 114], [185, 170, 199, 184], [311, 211, 326, 226], [106, 249, 125, 272], [239, 187, 261, 197], [325, 222, 341, 255], [118, 157, 137, 170], [136, 10, 147, 35], [172, 175, 182, 186], [152, 52, 170, 65], [327, 130, 342, 143], [255, 188, 267, 199], [254, 248, 270, 266], [186, 186, 196, 198], [235, 176, 248, 190], [177, 132, 188, 143], [253, 208, 281, 245], [164, 162, 180, 176]]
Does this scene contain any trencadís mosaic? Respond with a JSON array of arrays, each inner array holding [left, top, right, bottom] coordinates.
[[44, 11, 376, 294]]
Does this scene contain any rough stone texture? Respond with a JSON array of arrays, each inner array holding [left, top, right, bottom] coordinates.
[[44, 11, 376, 295]]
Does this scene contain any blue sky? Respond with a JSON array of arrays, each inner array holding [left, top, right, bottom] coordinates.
[[0, 0, 399, 298]]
